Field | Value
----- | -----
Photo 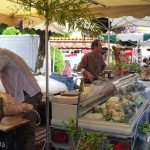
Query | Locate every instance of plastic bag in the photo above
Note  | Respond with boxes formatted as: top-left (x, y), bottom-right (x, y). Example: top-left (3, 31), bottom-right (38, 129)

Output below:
top-left (61, 60), bottom-right (72, 76)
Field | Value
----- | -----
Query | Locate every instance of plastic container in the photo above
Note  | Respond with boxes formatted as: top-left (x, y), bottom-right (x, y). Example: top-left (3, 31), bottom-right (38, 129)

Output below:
top-left (50, 75), bottom-right (74, 91)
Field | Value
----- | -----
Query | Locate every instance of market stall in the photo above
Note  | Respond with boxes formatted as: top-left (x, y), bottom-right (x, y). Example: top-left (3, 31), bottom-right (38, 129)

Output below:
top-left (50, 73), bottom-right (150, 150)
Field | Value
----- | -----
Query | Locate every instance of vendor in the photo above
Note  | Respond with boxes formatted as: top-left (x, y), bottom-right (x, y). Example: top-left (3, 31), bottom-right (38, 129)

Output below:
top-left (0, 48), bottom-right (43, 150)
top-left (78, 39), bottom-right (106, 84)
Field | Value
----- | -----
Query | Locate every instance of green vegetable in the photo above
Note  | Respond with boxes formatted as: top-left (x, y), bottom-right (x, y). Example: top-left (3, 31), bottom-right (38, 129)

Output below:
top-left (139, 121), bottom-right (150, 135)
top-left (63, 119), bottom-right (113, 150)
top-left (103, 112), bottom-right (112, 121)
top-left (127, 62), bottom-right (142, 74)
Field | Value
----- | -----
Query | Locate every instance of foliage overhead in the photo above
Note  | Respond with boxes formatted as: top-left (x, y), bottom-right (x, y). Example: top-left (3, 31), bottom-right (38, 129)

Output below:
top-left (9, 0), bottom-right (103, 37)
top-left (0, 23), bottom-right (8, 35)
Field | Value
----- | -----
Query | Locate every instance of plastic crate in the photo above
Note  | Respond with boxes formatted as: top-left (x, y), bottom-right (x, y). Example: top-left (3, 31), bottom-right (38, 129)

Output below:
top-left (50, 75), bottom-right (74, 91)
top-left (0, 130), bottom-right (16, 150)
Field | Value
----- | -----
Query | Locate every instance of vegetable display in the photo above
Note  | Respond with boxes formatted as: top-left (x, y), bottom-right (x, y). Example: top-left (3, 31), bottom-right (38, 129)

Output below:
top-left (127, 62), bottom-right (142, 74)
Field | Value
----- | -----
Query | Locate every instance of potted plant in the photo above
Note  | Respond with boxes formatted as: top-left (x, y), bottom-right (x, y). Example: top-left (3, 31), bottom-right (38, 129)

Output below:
top-left (63, 119), bottom-right (113, 150)
top-left (134, 121), bottom-right (150, 150)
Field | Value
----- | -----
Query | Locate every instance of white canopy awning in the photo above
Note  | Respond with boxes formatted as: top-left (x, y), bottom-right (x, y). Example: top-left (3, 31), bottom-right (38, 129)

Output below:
top-left (88, 0), bottom-right (150, 18)
top-left (117, 33), bottom-right (144, 42)
top-left (0, 0), bottom-right (150, 27)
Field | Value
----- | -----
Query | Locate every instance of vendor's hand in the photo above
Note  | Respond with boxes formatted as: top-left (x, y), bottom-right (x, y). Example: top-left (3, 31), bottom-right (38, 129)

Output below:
top-left (84, 71), bottom-right (94, 81)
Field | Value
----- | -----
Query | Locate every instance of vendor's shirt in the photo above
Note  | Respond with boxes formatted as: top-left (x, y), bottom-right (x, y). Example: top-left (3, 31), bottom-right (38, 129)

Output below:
top-left (0, 48), bottom-right (41, 102)
top-left (78, 52), bottom-right (106, 79)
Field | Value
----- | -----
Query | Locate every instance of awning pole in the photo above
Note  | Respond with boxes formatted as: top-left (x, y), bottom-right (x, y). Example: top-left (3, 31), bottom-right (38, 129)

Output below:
top-left (107, 18), bottom-right (110, 66)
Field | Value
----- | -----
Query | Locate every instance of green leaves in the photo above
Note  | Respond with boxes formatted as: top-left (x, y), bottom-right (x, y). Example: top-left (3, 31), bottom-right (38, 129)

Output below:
top-left (127, 62), bottom-right (142, 74)
top-left (9, 0), bottom-right (103, 37)
top-left (63, 118), bottom-right (113, 150)
top-left (2, 26), bottom-right (21, 35)
top-left (139, 121), bottom-right (150, 135)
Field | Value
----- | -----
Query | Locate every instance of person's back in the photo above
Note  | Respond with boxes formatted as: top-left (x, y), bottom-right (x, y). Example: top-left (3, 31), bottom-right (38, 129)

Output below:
top-left (0, 48), bottom-right (42, 150)
top-left (0, 48), bottom-right (41, 101)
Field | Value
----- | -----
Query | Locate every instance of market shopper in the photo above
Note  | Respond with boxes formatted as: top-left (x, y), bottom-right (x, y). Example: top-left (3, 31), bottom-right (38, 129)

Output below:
top-left (78, 39), bottom-right (106, 84)
top-left (0, 48), bottom-right (43, 150)
top-left (100, 49), bottom-right (108, 62)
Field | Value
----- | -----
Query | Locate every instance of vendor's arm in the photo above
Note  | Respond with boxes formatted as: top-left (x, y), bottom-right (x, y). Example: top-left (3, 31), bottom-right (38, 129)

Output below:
top-left (81, 69), bottom-right (94, 81)
top-left (78, 55), bottom-right (95, 81)
top-left (101, 61), bottom-right (107, 72)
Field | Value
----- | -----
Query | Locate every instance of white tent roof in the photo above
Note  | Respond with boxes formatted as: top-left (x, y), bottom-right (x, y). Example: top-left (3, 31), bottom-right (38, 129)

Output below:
top-left (0, 0), bottom-right (150, 26)
top-left (110, 16), bottom-right (150, 29)
top-left (112, 33), bottom-right (150, 47)
top-left (117, 33), bottom-right (144, 42)
top-left (88, 0), bottom-right (150, 18)
top-left (29, 22), bottom-right (70, 34)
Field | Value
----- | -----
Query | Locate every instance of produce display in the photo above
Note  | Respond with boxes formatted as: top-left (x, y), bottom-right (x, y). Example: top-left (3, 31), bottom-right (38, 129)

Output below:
top-left (85, 95), bottom-right (135, 122)
top-left (127, 62), bottom-right (142, 74)
top-left (141, 66), bottom-right (150, 81)
top-left (84, 82), bottom-right (145, 123)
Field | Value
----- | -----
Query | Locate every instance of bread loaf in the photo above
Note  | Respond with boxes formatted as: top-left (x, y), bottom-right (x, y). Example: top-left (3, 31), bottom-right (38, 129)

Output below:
top-left (0, 92), bottom-right (33, 116)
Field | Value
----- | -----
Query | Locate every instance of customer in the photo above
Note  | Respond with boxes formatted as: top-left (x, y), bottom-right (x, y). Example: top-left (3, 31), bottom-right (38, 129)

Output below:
top-left (143, 57), bottom-right (148, 64)
top-left (0, 48), bottom-right (43, 150)
top-left (141, 57), bottom-right (149, 66)
top-left (78, 39), bottom-right (106, 84)
top-left (100, 49), bottom-right (108, 62)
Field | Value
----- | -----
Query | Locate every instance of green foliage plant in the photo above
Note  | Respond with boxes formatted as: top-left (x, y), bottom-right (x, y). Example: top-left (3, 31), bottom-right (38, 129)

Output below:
top-left (127, 62), bottom-right (142, 74)
top-left (2, 26), bottom-right (21, 35)
top-left (50, 46), bottom-right (65, 73)
top-left (8, 0), bottom-right (103, 36)
top-left (139, 121), bottom-right (150, 135)
top-left (63, 119), bottom-right (113, 150)
top-left (0, 23), bottom-right (8, 35)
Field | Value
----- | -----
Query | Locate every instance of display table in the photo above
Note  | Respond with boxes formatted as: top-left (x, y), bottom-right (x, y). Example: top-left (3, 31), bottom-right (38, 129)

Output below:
top-left (0, 119), bottom-right (29, 150)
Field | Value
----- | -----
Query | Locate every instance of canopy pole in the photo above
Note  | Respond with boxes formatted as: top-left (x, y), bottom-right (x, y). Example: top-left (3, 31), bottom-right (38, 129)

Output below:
top-left (107, 18), bottom-right (110, 66)
top-left (42, 23), bottom-right (59, 150)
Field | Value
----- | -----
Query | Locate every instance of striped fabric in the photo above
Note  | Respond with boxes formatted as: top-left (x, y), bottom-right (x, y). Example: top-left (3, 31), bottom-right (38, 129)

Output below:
top-left (0, 48), bottom-right (41, 102)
